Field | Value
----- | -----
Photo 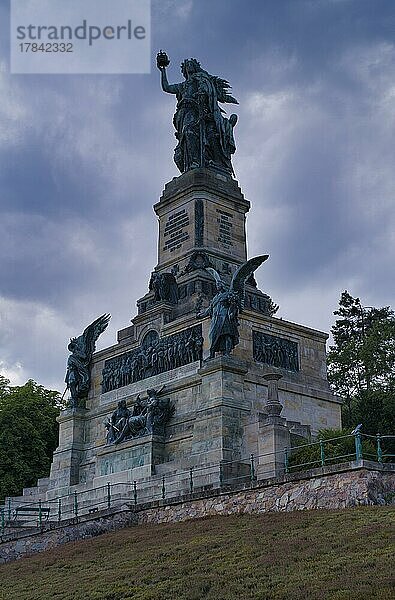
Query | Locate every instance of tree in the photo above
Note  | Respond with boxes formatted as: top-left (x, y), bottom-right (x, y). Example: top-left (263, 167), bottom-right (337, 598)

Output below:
top-left (327, 291), bottom-right (395, 436)
top-left (0, 378), bottom-right (62, 503)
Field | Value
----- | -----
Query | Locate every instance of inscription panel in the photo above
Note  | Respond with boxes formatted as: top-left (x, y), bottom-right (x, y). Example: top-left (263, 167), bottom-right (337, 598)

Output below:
top-left (253, 331), bottom-right (299, 372)
top-left (195, 199), bottom-right (204, 246)
top-left (216, 208), bottom-right (234, 248)
top-left (205, 199), bottom-right (246, 260)
top-left (163, 208), bottom-right (190, 253)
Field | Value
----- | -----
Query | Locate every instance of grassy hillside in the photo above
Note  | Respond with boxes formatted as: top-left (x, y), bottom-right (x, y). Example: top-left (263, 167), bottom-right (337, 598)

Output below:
top-left (0, 507), bottom-right (393, 600)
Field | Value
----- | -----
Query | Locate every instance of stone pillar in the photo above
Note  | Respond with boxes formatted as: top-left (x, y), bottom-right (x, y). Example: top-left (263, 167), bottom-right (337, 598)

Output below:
top-left (47, 408), bottom-right (88, 493)
top-left (257, 372), bottom-right (290, 480)
top-left (191, 356), bottom-right (250, 485)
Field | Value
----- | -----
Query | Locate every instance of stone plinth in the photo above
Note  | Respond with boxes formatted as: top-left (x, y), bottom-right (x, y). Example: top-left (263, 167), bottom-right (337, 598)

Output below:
top-left (95, 435), bottom-right (165, 484)
top-left (154, 168), bottom-right (250, 273)
top-left (48, 408), bottom-right (88, 490)
top-left (190, 356), bottom-right (249, 473)
top-left (257, 418), bottom-right (290, 479)
top-left (257, 372), bottom-right (290, 479)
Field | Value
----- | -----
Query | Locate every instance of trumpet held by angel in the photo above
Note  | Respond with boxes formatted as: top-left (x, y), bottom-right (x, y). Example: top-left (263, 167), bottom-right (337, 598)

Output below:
top-left (197, 255), bottom-right (269, 358)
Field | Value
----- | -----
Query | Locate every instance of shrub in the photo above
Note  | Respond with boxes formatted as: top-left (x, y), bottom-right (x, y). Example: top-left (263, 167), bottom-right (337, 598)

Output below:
top-left (287, 428), bottom-right (377, 472)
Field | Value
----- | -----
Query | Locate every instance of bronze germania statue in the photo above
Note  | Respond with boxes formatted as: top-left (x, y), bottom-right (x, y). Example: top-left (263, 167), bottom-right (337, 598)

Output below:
top-left (157, 51), bottom-right (238, 175)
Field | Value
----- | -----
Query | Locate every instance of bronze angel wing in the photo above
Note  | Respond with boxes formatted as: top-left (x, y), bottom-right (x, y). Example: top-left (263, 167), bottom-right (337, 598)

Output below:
top-left (206, 267), bottom-right (227, 289)
top-left (82, 313), bottom-right (111, 358)
top-left (230, 255), bottom-right (269, 303)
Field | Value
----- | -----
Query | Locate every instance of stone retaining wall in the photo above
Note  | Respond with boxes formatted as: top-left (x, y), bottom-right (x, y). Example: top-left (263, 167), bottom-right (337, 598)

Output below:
top-left (0, 509), bottom-right (136, 564)
top-left (1, 462), bottom-right (393, 564)
top-left (136, 465), bottom-right (394, 525)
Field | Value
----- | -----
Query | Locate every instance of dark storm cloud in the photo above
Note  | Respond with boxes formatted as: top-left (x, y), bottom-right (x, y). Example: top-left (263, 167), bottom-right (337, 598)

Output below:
top-left (0, 0), bottom-right (394, 388)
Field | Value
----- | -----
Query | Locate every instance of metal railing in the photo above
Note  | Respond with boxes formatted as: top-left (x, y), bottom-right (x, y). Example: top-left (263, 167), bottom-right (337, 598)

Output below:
top-left (1, 432), bottom-right (393, 537)
top-left (284, 432), bottom-right (395, 473)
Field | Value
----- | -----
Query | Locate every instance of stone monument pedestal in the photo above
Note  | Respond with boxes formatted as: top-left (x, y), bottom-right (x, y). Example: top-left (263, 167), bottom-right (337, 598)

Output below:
top-left (95, 434), bottom-right (165, 484)
top-left (257, 417), bottom-right (290, 479)
top-left (257, 373), bottom-right (290, 479)
top-left (191, 356), bottom-right (249, 468)
top-left (35, 167), bottom-right (341, 503)
top-left (48, 408), bottom-right (88, 491)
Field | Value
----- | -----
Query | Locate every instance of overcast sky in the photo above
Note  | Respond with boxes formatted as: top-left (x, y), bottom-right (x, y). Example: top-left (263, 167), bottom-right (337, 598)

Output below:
top-left (0, 0), bottom-right (394, 392)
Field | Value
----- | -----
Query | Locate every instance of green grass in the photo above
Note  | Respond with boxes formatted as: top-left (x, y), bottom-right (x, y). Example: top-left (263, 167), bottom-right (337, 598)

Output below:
top-left (0, 507), bottom-right (394, 600)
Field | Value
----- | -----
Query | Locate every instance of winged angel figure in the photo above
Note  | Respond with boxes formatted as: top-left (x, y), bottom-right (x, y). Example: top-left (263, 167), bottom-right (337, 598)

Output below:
top-left (198, 256), bottom-right (269, 358)
top-left (65, 314), bottom-right (111, 408)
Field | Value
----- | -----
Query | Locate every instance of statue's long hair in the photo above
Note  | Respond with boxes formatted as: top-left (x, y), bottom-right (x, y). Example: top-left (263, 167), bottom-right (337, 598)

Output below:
top-left (180, 59), bottom-right (238, 107)
top-left (180, 58), bottom-right (202, 78)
